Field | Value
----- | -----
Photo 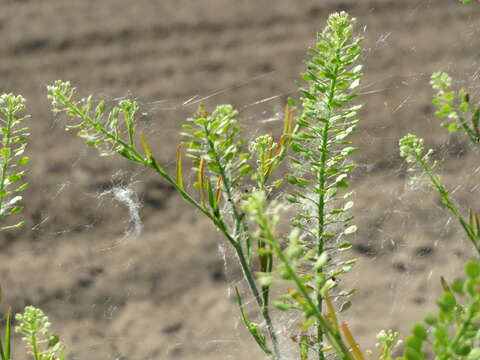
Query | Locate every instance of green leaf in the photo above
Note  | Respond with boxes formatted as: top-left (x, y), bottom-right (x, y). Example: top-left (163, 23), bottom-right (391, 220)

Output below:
top-left (404, 346), bottom-right (423, 360)
top-left (344, 225), bottom-right (357, 235)
top-left (8, 206), bottom-right (24, 215)
top-left (286, 194), bottom-right (300, 203)
top-left (454, 344), bottom-right (471, 356)
top-left (314, 252), bottom-right (329, 270)
top-left (7, 173), bottom-right (21, 183)
top-left (343, 201), bottom-right (354, 211)
top-left (17, 156), bottom-right (29, 166)
top-left (239, 164), bottom-right (252, 175)
top-left (339, 301), bottom-right (352, 312)
top-left (48, 334), bottom-right (60, 348)
top-left (273, 301), bottom-right (290, 311)
top-left (433, 326), bottom-right (449, 345)
top-left (450, 278), bottom-right (464, 295)
top-left (447, 122), bottom-right (458, 132)
top-left (472, 107), bottom-right (480, 133)
top-left (338, 242), bottom-right (352, 251)
top-left (349, 78), bottom-right (361, 89)
top-left (424, 315), bottom-right (437, 326)
top-left (465, 260), bottom-right (480, 279)
top-left (13, 182), bottom-right (28, 192)
top-left (258, 274), bottom-right (274, 287)
top-left (176, 146), bottom-right (184, 191)
top-left (464, 279), bottom-right (476, 297)
top-left (436, 292), bottom-right (456, 312)
top-left (0, 309), bottom-right (12, 360)
top-left (1, 148), bottom-right (11, 158)
top-left (412, 324), bottom-right (427, 341)
top-left (406, 335), bottom-right (423, 351)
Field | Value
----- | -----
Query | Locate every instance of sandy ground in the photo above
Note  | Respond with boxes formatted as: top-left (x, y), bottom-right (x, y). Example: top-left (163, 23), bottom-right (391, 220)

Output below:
top-left (1, 1), bottom-right (480, 359)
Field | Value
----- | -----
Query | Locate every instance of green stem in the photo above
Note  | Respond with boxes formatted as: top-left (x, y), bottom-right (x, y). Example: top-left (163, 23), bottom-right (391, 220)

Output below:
top-left (202, 128), bottom-right (280, 359)
top-left (458, 113), bottom-right (480, 150)
top-left (30, 333), bottom-right (40, 360)
top-left (150, 155), bottom-right (281, 358)
top-left (270, 236), bottom-right (354, 360)
top-left (450, 300), bottom-right (478, 354)
top-left (54, 92), bottom-right (145, 163)
top-left (234, 241), bottom-right (280, 358)
top-left (54, 88), bottom-right (283, 357)
top-left (418, 156), bottom-right (480, 254)
top-left (316, 63), bottom-right (340, 360)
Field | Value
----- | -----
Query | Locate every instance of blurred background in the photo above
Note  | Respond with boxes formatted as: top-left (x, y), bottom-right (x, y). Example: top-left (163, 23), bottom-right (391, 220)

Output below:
top-left (1, 1), bottom-right (480, 359)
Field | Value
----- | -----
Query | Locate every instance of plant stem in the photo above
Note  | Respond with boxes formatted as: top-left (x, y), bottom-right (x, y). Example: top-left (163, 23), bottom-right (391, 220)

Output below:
top-left (315, 63), bottom-right (340, 360)
top-left (233, 241), bottom-right (280, 359)
top-left (53, 91), bottom-right (145, 163)
top-left (202, 127), bottom-right (280, 359)
top-left (450, 299), bottom-right (478, 354)
top-left (458, 113), bottom-right (480, 150)
top-left (270, 234), bottom-right (354, 360)
top-left (417, 155), bottom-right (480, 254)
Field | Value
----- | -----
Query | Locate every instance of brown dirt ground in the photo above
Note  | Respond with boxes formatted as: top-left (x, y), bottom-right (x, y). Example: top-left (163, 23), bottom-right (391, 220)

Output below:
top-left (1, 1), bottom-right (480, 359)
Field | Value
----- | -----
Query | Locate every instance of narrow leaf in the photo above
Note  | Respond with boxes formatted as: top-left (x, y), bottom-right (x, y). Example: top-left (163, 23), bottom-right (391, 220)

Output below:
top-left (205, 177), bottom-right (217, 211)
top-left (273, 134), bottom-right (289, 158)
top-left (140, 133), bottom-right (152, 158)
top-left (4, 309), bottom-right (11, 360)
top-left (234, 287), bottom-right (271, 355)
top-left (344, 225), bottom-right (357, 235)
top-left (341, 322), bottom-right (365, 360)
top-left (215, 177), bottom-right (223, 206)
top-left (324, 291), bottom-right (339, 331)
top-left (198, 158), bottom-right (206, 206)
top-left (283, 104), bottom-right (294, 135)
top-left (176, 146), bottom-right (184, 191)
top-left (440, 276), bottom-right (451, 293)
top-left (472, 107), bottom-right (479, 134)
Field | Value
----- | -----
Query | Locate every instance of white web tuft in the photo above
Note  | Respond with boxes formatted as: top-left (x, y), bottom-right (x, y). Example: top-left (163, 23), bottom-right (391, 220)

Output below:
top-left (99, 186), bottom-right (143, 238)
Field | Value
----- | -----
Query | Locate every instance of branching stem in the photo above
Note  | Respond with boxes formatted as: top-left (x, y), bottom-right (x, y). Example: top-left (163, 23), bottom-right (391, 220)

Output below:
top-left (202, 124), bottom-right (280, 359)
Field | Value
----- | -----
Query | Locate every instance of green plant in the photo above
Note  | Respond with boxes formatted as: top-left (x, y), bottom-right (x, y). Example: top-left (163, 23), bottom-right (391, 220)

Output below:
top-left (430, 72), bottom-right (479, 149)
top-left (395, 69), bottom-right (480, 360)
top-left (399, 71), bottom-right (480, 265)
top-left (406, 260), bottom-right (480, 360)
top-left (0, 306), bottom-right (12, 360)
top-left (2, 4), bottom-right (469, 360)
top-left (0, 95), bottom-right (65, 360)
top-left (282, 11), bottom-right (362, 358)
top-left (46, 7), bottom-right (480, 359)
top-left (0, 94), bottom-right (30, 231)
top-left (15, 307), bottom-right (65, 360)
top-left (47, 11), bottom-right (366, 360)
top-left (391, 259), bottom-right (480, 360)
top-left (399, 132), bottom-right (479, 253)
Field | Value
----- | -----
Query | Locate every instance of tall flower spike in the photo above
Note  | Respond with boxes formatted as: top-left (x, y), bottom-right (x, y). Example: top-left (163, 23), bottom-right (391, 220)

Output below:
top-left (15, 306), bottom-right (65, 360)
top-left (0, 93), bottom-right (30, 231)
top-left (287, 11), bottom-right (363, 358)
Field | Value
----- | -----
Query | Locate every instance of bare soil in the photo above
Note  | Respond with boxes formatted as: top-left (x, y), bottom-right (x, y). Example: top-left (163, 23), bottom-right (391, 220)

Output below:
top-left (1, 1), bottom-right (479, 359)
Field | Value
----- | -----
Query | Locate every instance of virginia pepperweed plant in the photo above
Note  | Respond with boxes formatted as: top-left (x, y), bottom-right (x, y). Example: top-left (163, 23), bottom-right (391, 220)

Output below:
top-left (1, 4), bottom-right (479, 360)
